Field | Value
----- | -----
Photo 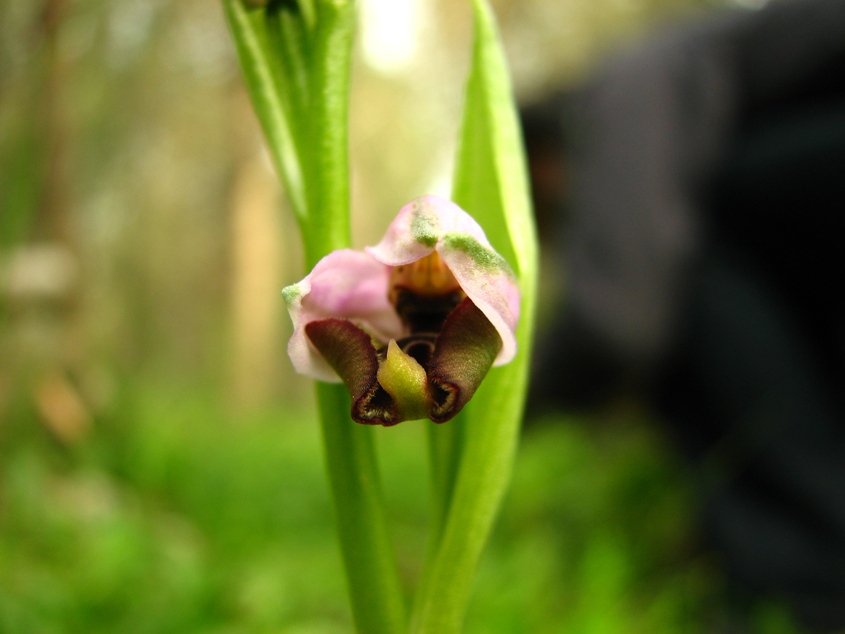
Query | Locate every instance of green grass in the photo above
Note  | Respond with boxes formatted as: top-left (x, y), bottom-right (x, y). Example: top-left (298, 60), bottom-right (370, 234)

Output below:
top-left (0, 382), bottom-right (802, 633)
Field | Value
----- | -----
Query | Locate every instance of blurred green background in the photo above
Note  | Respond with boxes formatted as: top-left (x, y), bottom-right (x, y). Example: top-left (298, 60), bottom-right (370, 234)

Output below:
top-left (1, 0), bottom-right (800, 632)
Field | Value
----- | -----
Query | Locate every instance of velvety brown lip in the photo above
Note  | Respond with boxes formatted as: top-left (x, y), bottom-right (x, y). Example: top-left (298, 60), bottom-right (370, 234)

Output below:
top-left (305, 295), bottom-right (502, 426)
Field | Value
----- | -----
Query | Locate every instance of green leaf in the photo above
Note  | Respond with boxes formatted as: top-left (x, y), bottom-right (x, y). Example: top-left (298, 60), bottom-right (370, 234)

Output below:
top-left (413, 0), bottom-right (538, 631)
top-left (221, 0), bottom-right (309, 221)
top-left (221, 1), bottom-right (352, 261)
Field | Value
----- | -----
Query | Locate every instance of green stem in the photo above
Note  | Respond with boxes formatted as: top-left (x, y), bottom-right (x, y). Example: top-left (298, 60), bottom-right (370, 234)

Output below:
top-left (305, 5), bottom-right (406, 632)
top-left (316, 383), bottom-right (407, 634)
top-left (425, 416), bottom-right (464, 544)
top-left (300, 0), bottom-right (353, 264)
top-left (223, 2), bottom-right (406, 631)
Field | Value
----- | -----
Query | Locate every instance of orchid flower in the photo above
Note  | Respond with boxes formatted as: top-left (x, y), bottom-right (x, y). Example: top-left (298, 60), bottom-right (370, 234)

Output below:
top-left (283, 195), bottom-right (520, 426)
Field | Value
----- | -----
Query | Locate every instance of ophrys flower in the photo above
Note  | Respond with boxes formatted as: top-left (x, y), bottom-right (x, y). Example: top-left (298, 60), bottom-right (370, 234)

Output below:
top-left (283, 195), bottom-right (519, 426)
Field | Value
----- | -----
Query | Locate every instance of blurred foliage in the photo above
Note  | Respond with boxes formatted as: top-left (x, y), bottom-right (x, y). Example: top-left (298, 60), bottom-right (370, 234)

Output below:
top-left (0, 380), bottom-right (704, 632)
top-left (0, 382), bottom-right (802, 632)
top-left (1, 0), bottom-right (804, 631)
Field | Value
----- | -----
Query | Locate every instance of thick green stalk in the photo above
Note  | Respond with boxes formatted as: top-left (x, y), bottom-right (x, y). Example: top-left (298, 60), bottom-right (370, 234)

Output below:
top-left (315, 383), bottom-right (406, 634)
top-left (306, 5), bottom-right (406, 632)
top-left (305, 5), bottom-right (406, 633)
top-left (223, 2), bottom-right (405, 631)
top-left (299, 0), bottom-right (353, 264)
top-left (412, 0), bottom-right (538, 631)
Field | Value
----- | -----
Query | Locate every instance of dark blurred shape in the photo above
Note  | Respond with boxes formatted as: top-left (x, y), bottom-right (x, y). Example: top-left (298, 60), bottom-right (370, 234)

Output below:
top-left (520, 91), bottom-right (574, 242)
top-left (527, 0), bottom-right (845, 631)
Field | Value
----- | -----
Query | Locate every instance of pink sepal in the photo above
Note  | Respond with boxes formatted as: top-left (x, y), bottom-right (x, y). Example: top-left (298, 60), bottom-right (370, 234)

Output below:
top-left (284, 249), bottom-right (402, 382)
top-left (367, 195), bottom-right (520, 365)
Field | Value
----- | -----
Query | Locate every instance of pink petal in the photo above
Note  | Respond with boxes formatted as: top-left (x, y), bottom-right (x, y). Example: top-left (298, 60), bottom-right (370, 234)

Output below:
top-left (283, 249), bottom-right (402, 382)
top-left (367, 195), bottom-right (520, 365)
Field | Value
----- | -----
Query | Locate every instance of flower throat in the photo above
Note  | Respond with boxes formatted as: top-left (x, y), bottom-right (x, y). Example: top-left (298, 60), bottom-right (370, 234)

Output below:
top-left (386, 252), bottom-right (465, 366)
